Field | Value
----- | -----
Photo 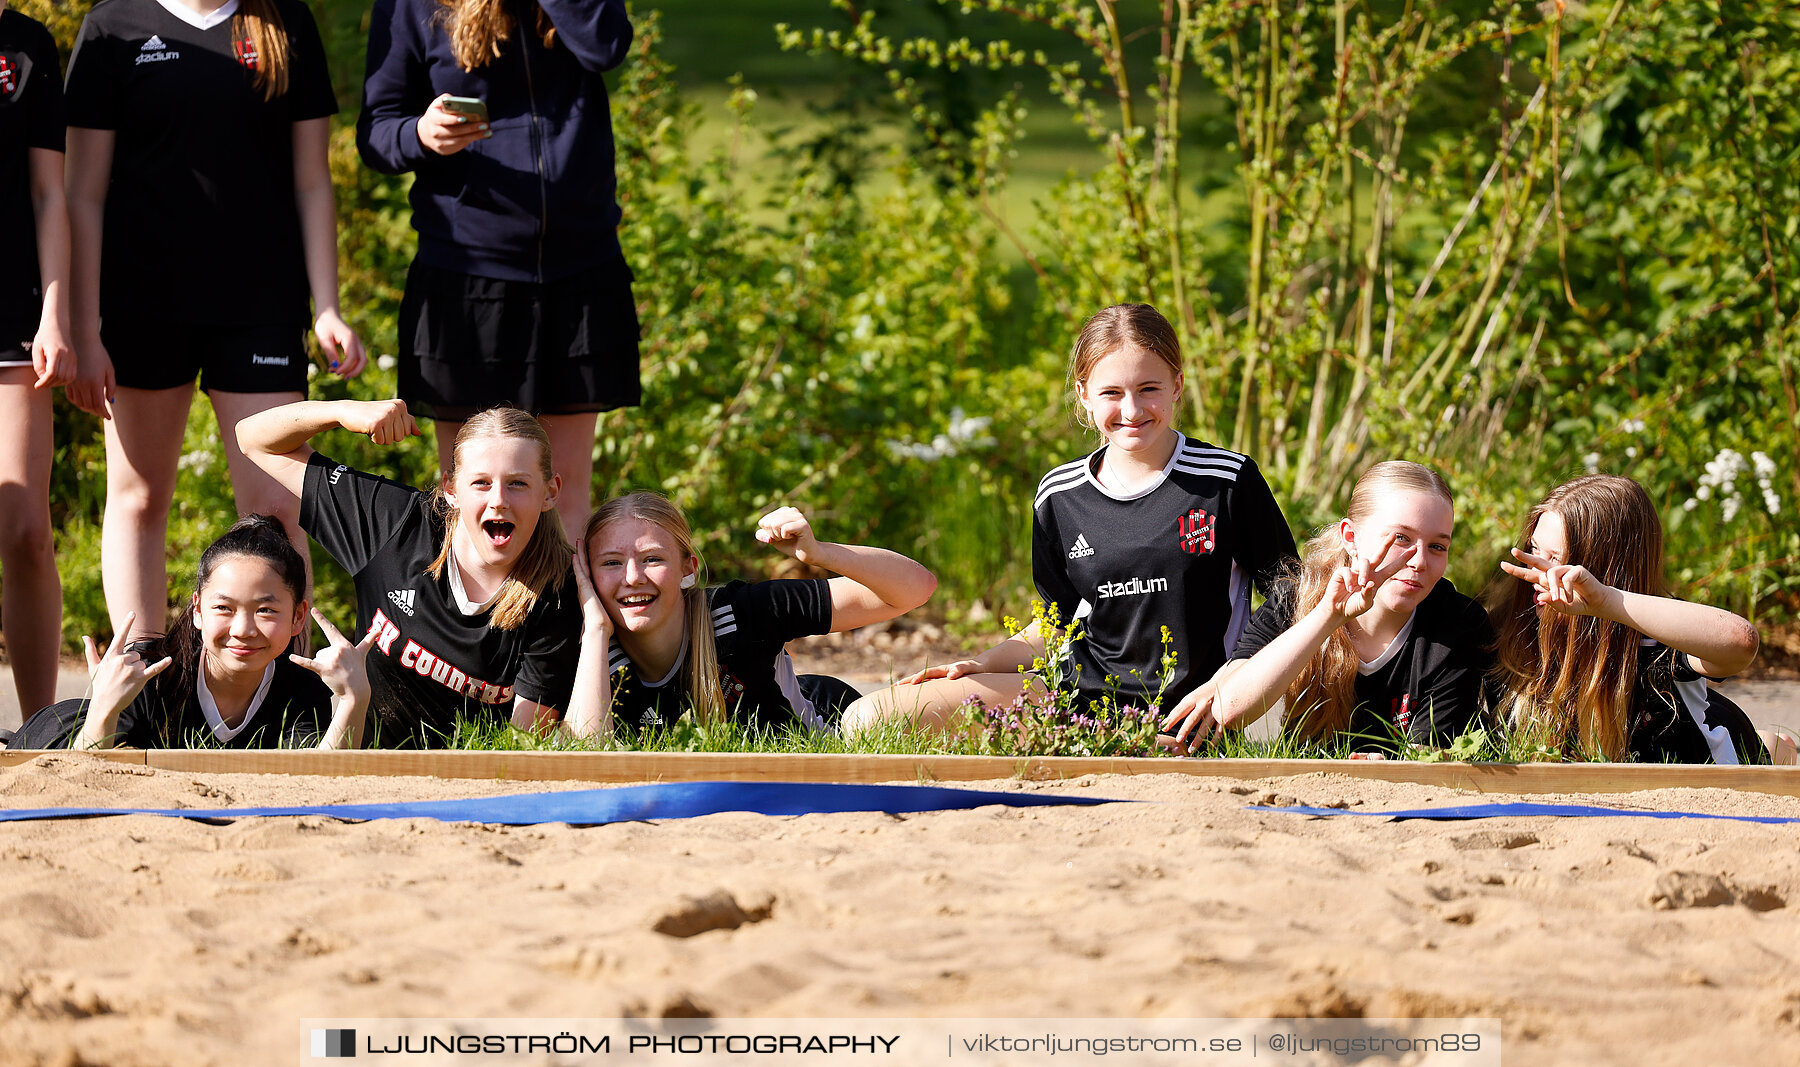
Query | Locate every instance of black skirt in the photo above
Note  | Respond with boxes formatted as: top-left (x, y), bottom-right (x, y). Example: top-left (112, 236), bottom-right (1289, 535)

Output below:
top-left (397, 260), bottom-right (642, 421)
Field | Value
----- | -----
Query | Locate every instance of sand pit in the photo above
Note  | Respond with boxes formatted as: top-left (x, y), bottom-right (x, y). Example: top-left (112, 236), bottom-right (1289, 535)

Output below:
top-left (0, 756), bottom-right (1797, 1066)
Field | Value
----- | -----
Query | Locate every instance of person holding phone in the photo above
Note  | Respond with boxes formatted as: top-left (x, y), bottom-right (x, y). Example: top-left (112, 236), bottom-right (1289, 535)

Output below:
top-left (358, 0), bottom-right (638, 540)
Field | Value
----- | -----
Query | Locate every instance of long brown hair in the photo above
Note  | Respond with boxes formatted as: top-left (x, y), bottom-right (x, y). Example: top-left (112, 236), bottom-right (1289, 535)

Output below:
top-left (583, 493), bottom-right (724, 723)
top-left (1486, 475), bottom-right (1664, 761)
top-left (437, 0), bottom-right (556, 71)
top-left (1068, 303), bottom-right (1182, 430)
top-left (1282, 460), bottom-right (1456, 741)
top-left (426, 408), bottom-right (572, 631)
top-left (233, 0), bottom-right (292, 101)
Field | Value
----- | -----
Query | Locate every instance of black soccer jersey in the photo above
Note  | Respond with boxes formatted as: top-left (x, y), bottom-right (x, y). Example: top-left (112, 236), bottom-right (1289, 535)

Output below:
top-left (63, 0), bottom-right (337, 326)
top-left (0, 9), bottom-right (64, 319)
top-left (607, 579), bottom-right (835, 734)
top-left (1231, 577), bottom-right (1493, 749)
top-left (1032, 433), bottom-right (1296, 710)
top-left (1625, 641), bottom-right (1765, 765)
top-left (300, 452), bottom-right (581, 747)
top-left (13, 657), bottom-right (333, 749)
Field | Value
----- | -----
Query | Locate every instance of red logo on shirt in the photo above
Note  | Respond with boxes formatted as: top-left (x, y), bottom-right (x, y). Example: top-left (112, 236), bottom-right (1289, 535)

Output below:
top-left (0, 54), bottom-right (19, 99)
top-left (1177, 508), bottom-right (1216, 555)
top-left (233, 38), bottom-right (258, 71)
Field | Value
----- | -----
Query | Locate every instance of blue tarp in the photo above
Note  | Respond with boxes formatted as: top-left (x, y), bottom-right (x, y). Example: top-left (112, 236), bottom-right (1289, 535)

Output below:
top-left (1265, 801), bottom-right (1800, 825)
top-left (0, 781), bottom-right (1123, 826)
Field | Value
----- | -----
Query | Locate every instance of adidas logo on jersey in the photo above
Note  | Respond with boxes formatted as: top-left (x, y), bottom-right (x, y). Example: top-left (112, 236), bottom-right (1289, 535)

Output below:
top-left (1068, 533), bottom-right (1096, 559)
top-left (142, 35), bottom-right (167, 50)
top-left (136, 35), bottom-right (180, 64)
top-left (387, 588), bottom-right (416, 617)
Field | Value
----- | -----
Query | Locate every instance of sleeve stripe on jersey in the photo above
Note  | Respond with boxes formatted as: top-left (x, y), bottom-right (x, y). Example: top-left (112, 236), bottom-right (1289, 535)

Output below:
top-left (1172, 460), bottom-right (1241, 483)
top-left (1033, 461), bottom-right (1091, 511)
top-left (713, 605), bottom-right (739, 640)
top-left (607, 643), bottom-right (630, 672)
top-left (1174, 442), bottom-right (1246, 483)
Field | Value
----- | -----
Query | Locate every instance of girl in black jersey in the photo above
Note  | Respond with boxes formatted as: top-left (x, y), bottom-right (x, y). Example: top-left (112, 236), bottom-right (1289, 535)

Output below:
top-left (239, 400), bottom-right (581, 745)
top-left (844, 303), bottom-right (1296, 738)
top-left (1487, 475), bottom-right (1785, 764)
top-left (1163, 460), bottom-right (1493, 755)
top-left (4, 516), bottom-right (371, 750)
top-left (562, 492), bottom-right (937, 737)
top-left (0, 1), bottom-right (73, 717)
top-left (61, 0), bottom-right (366, 642)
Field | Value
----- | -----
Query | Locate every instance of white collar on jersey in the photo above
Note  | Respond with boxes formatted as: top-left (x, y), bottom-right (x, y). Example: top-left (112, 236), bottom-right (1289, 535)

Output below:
top-left (444, 546), bottom-right (501, 617)
top-left (153, 0), bottom-right (240, 32)
top-left (1356, 612), bottom-right (1416, 676)
top-left (1084, 431), bottom-right (1186, 502)
top-left (197, 659), bottom-right (277, 743)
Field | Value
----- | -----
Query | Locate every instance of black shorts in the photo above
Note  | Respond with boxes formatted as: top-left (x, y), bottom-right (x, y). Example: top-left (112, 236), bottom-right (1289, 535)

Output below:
top-left (397, 260), bottom-right (642, 422)
top-left (104, 321), bottom-right (309, 393)
top-left (0, 314), bottom-right (34, 366)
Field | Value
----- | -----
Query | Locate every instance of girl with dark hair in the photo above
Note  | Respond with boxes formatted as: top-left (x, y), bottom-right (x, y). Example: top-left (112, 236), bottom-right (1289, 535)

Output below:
top-left (1163, 460), bottom-right (1493, 755)
top-left (563, 493), bottom-right (936, 737)
top-left (358, 0), bottom-right (637, 536)
top-left (1487, 474), bottom-right (1774, 764)
top-left (238, 399), bottom-right (582, 747)
top-left (6, 515), bottom-right (372, 750)
top-left (845, 303), bottom-right (1296, 737)
top-left (0, 0), bottom-right (73, 717)
top-left (62, 0), bottom-right (366, 642)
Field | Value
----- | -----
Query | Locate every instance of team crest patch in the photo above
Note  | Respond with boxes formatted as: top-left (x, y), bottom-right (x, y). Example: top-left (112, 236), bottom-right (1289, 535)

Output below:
top-left (233, 38), bottom-right (258, 70)
top-left (1177, 508), bottom-right (1216, 555)
top-left (0, 52), bottom-right (27, 102)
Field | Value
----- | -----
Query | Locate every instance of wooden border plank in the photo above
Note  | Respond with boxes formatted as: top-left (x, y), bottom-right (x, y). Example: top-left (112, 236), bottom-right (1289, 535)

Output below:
top-left (126, 751), bottom-right (1800, 797)
top-left (1, 750), bottom-right (147, 769)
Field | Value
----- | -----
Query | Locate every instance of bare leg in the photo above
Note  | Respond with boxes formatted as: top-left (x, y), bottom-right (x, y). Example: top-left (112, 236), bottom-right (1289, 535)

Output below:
top-left (540, 411), bottom-right (597, 539)
top-left (841, 673), bottom-right (1032, 737)
top-left (0, 368), bottom-right (62, 713)
top-left (209, 389), bottom-right (311, 587)
top-left (101, 383), bottom-right (194, 639)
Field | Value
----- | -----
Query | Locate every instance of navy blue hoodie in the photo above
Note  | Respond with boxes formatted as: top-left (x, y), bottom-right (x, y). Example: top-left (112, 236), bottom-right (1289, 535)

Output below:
top-left (357, 0), bottom-right (631, 283)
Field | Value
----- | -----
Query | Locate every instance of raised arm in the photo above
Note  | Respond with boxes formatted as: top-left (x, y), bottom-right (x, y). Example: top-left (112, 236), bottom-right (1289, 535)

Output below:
top-left (538, 0), bottom-right (633, 72)
top-left (1501, 549), bottom-right (1759, 678)
top-left (559, 535), bottom-right (615, 739)
top-left (755, 507), bottom-right (937, 633)
top-left (236, 399), bottom-right (419, 499)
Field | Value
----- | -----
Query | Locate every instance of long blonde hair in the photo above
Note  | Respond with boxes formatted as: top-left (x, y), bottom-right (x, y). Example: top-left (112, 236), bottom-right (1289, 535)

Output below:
top-left (1283, 460), bottom-right (1455, 741)
top-left (233, 0), bottom-right (292, 101)
top-left (584, 493), bottom-right (725, 724)
top-left (437, 0), bottom-right (556, 71)
top-left (426, 408), bottom-right (572, 630)
top-left (1486, 475), bottom-right (1664, 761)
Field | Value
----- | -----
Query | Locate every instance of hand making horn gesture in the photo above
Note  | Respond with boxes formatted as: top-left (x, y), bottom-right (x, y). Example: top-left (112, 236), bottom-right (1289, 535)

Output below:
top-left (1500, 548), bottom-right (1611, 617)
top-left (289, 609), bottom-right (378, 749)
top-left (74, 612), bottom-right (174, 749)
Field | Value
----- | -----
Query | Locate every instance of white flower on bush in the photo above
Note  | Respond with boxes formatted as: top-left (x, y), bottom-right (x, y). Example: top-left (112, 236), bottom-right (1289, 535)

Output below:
top-left (883, 406), bottom-right (996, 462)
top-left (1686, 447), bottom-right (1780, 521)
top-left (377, 354), bottom-right (398, 372)
top-left (1621, 418), bottom-right (1647, 434)
top-left (1582, 452), bottom-right (1601, 474)
top-left (177, 449), bottom-right (213, 474)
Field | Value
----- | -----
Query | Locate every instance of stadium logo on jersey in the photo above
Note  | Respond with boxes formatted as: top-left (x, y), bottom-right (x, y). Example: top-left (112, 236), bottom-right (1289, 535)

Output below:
top-left (1096, 576), bottom-right (1168, 599)
top-left (387, 588), bottom-right (416, 617)
top-left (1177, 508), bottom-right (1216, 555)
top-left (1068, 533), bottom-right (1095, 559)
top-left (136, 36), bottom-right (180, 64)
top-left (234, 38), bottom-right (259, 71)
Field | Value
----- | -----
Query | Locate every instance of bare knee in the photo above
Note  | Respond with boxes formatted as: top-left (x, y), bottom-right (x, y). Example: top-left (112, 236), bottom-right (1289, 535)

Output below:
top-left (0, 507), bottom-right (53, 562)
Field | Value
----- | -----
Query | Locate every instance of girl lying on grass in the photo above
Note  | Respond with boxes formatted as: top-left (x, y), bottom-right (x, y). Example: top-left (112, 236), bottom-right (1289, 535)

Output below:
top-left (842, 302), bottom-right (1297, 740)
top-left (1162, 460), bottom-right (1493, 756)
top-left (1487, 474), bottom-right (1786, 765)
top-left (240, 400), bottom-right (580, 747)
top-left (5, 516), bottom-right (370, 750)
top-left (562, 493), bottom-right (936, 738)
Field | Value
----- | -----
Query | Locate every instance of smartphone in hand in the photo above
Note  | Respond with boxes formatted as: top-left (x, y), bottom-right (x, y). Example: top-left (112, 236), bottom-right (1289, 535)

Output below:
top-left (440, 95), bottom-right (492, 137)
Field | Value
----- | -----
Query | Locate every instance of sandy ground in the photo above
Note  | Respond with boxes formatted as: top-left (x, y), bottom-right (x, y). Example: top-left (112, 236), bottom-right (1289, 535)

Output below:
top-left (0, 761), bottom-right (1797, 1065)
